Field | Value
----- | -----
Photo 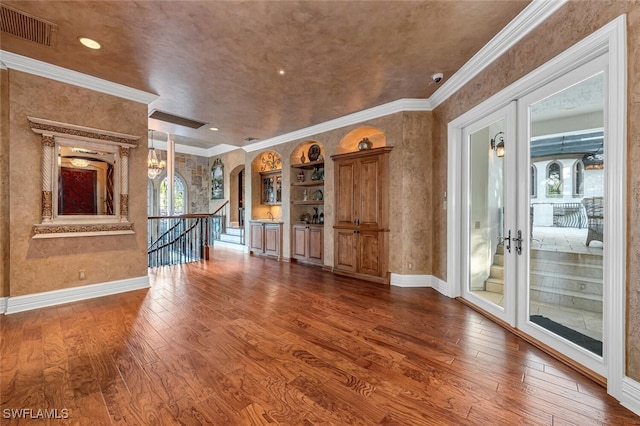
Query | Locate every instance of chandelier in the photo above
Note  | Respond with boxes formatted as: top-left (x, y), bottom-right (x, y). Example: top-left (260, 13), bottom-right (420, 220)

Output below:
top-left (148, 129), bottom-right (166, 179)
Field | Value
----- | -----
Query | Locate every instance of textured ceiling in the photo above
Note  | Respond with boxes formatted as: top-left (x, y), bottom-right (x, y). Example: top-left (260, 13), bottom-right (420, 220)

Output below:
top-left (1, 1), bottom-right (530, 149)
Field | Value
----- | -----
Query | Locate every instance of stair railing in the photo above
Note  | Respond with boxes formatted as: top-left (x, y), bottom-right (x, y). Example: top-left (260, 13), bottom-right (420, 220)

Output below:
top-left (148, 214), bottom-right (211, 267)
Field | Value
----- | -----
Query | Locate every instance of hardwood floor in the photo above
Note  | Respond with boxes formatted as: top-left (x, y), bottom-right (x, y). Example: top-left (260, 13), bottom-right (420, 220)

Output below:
top-left (2, 247), bottom-right (639, 425)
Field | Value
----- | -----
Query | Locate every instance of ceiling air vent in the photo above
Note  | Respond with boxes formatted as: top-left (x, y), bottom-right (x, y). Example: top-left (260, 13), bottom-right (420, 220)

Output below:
top-left (149, 110), bottom-right (207, 129)
top-left (0, 5), bottom-right (57, 46)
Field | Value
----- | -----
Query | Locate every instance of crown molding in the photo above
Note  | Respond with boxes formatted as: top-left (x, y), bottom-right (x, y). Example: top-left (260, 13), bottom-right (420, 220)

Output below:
top-left (243, 98), bottom-right (431, 152)
top-left (153, 140), bottom-right (240, 157)
top-left (428, 0), bottom-right (568, 108)
top-left (0, 50), bottom-right (158, 104)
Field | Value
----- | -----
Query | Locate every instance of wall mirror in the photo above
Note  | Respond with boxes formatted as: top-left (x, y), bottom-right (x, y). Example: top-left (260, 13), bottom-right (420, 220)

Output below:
top-left (56, 142), bottom-right (118, 216)
top-left (28, 117), bottom-right (139, 238)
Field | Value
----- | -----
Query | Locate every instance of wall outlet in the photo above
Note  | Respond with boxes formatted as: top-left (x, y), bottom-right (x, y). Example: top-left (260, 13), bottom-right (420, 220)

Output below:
top-left (79, 270), bottom-right (86, 280)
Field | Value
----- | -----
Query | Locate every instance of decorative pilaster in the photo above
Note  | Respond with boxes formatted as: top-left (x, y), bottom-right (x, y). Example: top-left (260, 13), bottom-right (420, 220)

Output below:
top-left (41, 135), bottom-right (55, 223)
top-left (120, 147), bottom-right (130, 222)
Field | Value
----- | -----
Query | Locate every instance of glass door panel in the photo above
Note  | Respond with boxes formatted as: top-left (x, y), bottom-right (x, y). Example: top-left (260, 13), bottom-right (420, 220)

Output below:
top-left (462, 102), bottom-right (516, 325)
top-left (527, 73), bottom-right (604, 356)
top-left (468, 121), bottom-right (505, 309)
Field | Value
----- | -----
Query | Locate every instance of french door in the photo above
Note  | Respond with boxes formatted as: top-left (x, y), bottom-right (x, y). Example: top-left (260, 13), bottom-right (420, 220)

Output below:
top-left (461, 56), bottom-right (608, 377)
top-left (461, 103), bottom-right (517, 325)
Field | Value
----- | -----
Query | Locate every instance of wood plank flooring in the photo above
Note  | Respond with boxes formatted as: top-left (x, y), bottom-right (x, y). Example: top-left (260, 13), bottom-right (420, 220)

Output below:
top-left (2, 247), bottom-right (640, 425)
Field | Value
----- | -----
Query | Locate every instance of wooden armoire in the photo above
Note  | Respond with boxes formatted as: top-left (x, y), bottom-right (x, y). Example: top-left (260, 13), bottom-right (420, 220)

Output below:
top-left (331, 146), bottom-right (392, 284)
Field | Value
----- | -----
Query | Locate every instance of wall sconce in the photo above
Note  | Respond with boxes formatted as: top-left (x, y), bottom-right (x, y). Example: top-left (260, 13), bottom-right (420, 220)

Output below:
top-left (490, 131), bottom-right (505, 158)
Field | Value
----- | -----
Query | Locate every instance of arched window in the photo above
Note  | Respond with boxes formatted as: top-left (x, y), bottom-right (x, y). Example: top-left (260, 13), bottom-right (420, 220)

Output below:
top-left (573, 160), bottom-right (584, 197)
top-left (546, 161), bottom-right (563, 198)
top-left (147, 179), bottom-right (155, 216)
top-left (531, 165), bottom-right (537, 198)
top-left (159, 173), bottom-right (188, 215)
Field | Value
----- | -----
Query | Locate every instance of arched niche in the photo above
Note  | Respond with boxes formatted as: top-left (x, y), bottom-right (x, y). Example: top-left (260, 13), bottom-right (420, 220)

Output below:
top-left (289, 141), bottom-right (325, 227)
top-left (290, 140), bottom-right (325, 165)
top-left (251, 151), bottom-right (283, 220)
top-left (336, 126), bottom-right (387, 154)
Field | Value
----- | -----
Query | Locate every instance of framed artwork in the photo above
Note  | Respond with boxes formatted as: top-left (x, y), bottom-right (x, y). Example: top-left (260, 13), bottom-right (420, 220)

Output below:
top-left (211, 158), bottom-right (224, 199)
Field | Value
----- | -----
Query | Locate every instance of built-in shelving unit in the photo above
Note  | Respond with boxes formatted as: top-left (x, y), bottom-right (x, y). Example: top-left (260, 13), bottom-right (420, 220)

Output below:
top-left (290, 143), bottom-right (325, 266)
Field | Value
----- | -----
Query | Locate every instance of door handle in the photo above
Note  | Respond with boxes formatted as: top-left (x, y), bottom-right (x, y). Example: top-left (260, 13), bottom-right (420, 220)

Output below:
top-left (499, 230), bottom-right (512, 253)
top-left (514, 230), bottom-right (523, 255)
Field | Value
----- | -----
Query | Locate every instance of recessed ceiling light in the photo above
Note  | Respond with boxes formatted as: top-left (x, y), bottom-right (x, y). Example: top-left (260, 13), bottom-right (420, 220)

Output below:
top-left (209, 127), bottom-right (219, 131)
top-left (277, 68), bottom-right (285, 76)
top-left (78, 37), bottom-right (101, 49)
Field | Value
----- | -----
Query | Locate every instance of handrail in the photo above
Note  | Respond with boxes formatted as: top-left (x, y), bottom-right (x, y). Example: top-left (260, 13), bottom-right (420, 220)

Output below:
top-left (148, 218), bottom-right (202, 255)
top-left (149, 213), bottom-right (211, 219)
top-left (211, 200), bottom-right (229, 216)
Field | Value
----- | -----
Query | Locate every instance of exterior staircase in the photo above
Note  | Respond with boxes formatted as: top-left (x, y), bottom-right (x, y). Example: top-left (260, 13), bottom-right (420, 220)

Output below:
top-left (484, 244), bottom-right (603, 313)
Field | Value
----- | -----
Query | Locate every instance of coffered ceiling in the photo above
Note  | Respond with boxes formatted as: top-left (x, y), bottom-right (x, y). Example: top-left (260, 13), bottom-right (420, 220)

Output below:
top-left (1, 1), bottom-right (531, 151)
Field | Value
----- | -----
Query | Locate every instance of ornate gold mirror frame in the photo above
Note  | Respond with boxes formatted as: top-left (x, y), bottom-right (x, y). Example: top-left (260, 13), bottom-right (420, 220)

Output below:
top-left (28, 117), bottom-right (139, 238)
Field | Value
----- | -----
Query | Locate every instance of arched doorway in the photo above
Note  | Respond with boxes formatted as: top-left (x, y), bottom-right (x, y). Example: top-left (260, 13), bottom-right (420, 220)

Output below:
top-left (229, 165), bottom-right (245, 226)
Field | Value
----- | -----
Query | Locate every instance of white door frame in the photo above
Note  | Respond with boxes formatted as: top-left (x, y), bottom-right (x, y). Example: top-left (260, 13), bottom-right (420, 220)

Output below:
top-left (447, 15), bottom-right (626, 399)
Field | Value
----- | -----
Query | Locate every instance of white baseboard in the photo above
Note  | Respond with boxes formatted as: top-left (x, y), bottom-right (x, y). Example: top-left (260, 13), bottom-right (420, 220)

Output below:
top-left (390, 273), bottom-right (430, 287)
top-left (430, 276), bottom-right (449, 296)
top-left (0, 297), bottom-right (7, 314)
top-left (4, 276), bottom-right (150, 314)
top-left (622, 377), bottom-right (640, 417)
top-left (390, 274), bottom-right (449, 296)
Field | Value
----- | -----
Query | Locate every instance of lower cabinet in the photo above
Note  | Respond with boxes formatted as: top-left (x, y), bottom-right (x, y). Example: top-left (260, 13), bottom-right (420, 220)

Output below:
top-left (334, 228), bottom-right (389, 284)
top-left (249, 221), bottom-right (282, 260)
top-left (292, 224), bottom-right (323, 265)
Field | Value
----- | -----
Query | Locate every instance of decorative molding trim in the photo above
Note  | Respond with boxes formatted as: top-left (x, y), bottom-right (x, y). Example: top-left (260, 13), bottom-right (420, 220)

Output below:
top-left (28, 116), bottom-right (139, 147)
top-left (32, 222), bottom-right (135, 238)
top-left (4, 276), bottom-right (150, 314)
top-left (622, 377), bottom-right (640, 417)
top-left (0, 297), bottom-right (7, 314)
top-left (0, 50), bottom-right (158, 104)
top-left (429, 0), bottom-right (568, 108)
top-left (243, 98), bottom-right (431, 153)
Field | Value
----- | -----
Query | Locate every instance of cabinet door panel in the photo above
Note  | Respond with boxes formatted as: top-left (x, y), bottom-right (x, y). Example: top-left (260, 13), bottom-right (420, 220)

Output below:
top-left (335, 161), bottom-right (357, 226)
top-left (358, 231), bottom-right (382, 276)
top-left (292, 226), bottom-right (307, 258)
top-left (334, 229), bottom-right (357, 272)
top-left (250, 223), bottom-right (264, 251)
top-left (264, 225), bottom-right (280, 255)
top-left (308, 227), bottom-right (323, 263)
top-left (359, 157), bottom-right (380, 227)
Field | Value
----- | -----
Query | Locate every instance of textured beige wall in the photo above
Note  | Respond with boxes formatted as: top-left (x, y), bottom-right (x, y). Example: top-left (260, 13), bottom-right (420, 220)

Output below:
top-left (242, 111), bottom-right (430, 272)
top-left (8, 70), bottom-right (149, 297)
top-left (431, 1), bottom-right (640, 377)
top-left (1, 69), bottom-right (9, 298)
